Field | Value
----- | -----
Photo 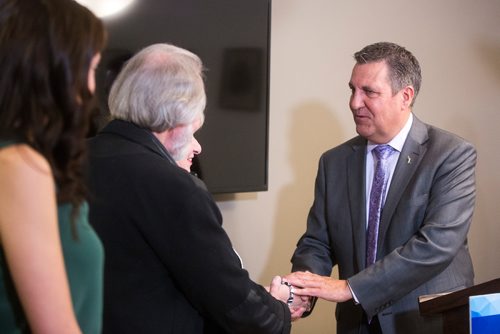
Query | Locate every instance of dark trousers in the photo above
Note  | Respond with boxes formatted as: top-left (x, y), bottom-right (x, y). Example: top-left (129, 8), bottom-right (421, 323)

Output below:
top-left (360, 314), bottom-right (383, 334)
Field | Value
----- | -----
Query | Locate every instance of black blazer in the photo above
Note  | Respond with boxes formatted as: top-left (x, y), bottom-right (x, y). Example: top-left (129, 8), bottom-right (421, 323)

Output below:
top-left (87, 120), bottom-right (291, 334)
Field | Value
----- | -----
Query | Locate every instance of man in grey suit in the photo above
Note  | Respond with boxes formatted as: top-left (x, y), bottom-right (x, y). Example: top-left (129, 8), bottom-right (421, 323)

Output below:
top-left (285, 42), bottom-right (476, 334)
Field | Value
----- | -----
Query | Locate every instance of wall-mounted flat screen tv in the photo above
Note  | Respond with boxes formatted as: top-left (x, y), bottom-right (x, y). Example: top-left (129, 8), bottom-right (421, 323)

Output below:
top-left (94, 0), bottom-right (271, 194)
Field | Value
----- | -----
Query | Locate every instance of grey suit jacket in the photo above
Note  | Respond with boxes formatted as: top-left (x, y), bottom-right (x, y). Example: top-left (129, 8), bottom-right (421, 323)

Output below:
top-left (291, 116), bottom-right (476, 334)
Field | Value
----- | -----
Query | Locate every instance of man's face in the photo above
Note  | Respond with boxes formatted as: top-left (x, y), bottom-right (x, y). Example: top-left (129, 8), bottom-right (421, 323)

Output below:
top-left (176, 119), bottom-right (202, 172)
top-left (166, 117), bottom-right (202, 171)
top-left (348, 61), bottom-right (411, 144)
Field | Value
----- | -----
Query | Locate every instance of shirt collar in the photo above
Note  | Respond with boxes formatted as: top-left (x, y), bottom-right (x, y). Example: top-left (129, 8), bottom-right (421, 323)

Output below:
top-left (367, 113), bottom-right (413, 153)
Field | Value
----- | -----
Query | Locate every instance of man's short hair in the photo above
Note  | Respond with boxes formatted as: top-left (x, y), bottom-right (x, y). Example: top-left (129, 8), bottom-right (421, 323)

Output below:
top-left (354, 42), bottom-right (422, 105)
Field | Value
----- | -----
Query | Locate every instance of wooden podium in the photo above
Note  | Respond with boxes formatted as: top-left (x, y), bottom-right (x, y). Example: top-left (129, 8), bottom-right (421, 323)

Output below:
top-left (419, 278), bottom-right (500, 334)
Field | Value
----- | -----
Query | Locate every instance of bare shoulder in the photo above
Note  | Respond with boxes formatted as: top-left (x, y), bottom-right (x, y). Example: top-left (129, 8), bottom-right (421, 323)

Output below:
top-left (0, 144), bottom-right (54, 204)
top-left (0, 143), bottom-right (52, 179)
top-left (0, 144), bottom-right (56, 236)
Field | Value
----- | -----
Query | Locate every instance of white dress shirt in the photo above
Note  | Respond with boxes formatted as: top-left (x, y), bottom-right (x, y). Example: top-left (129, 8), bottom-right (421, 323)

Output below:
top-left (365, 113), bottom-right (413, 229)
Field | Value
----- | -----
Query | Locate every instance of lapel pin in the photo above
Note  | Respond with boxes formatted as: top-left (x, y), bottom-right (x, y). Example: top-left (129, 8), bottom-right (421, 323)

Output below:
top-left (407, 156), bottom-right (412, 164)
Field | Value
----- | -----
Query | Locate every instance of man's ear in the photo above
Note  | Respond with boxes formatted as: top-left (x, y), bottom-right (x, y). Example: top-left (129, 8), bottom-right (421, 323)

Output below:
top-left (402, 85), bottom-right (415, 107)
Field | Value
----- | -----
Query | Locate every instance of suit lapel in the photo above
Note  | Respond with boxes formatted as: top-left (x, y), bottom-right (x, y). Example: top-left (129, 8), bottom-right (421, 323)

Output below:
top-left (347, 137), bottom-right (368, 271)
top-left (377, 117), bottom-right (429, 251)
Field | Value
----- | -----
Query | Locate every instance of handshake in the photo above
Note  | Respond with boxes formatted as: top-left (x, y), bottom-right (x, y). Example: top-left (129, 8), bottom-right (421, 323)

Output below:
top-left (266, 271), bottom-right (353, 321)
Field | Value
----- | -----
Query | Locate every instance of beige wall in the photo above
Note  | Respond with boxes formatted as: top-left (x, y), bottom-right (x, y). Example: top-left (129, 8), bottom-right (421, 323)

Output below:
top-left (215, 0), bottom-right (500, 333)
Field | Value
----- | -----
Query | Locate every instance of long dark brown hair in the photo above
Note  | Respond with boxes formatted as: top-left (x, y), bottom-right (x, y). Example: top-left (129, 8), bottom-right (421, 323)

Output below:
top-left (0, 0), bottom-right (106, 208)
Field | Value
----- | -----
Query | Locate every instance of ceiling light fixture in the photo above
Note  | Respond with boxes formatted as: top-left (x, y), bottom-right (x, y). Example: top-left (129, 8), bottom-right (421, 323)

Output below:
top-left (75, 0), bottom-right (136, 18)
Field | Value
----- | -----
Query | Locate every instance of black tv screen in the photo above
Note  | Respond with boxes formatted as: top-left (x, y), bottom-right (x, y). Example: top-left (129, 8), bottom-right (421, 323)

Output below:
top-left (94, 0), bottom-right (271, 194)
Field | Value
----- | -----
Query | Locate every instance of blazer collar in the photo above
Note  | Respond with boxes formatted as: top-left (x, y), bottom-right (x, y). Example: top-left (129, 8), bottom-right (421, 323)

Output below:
top-left (377, 115), bottom-right (429, 254)
top-left (99, 119), bottom-right (177, 165)
top-left (347, 136), bottom-right (369, 271)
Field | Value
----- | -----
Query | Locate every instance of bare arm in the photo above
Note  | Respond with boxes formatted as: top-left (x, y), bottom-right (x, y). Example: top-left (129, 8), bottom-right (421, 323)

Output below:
top-left (0, 145), bottom-right (81, 334)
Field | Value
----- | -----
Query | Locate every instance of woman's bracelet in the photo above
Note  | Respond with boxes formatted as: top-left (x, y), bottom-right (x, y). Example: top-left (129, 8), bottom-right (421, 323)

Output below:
top-left (281, 280), bottom-right (294, 305)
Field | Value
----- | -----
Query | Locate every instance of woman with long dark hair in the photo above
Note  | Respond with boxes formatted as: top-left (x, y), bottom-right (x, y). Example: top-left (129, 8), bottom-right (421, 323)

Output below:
top-left (0, 0), bottom-right (106, 332)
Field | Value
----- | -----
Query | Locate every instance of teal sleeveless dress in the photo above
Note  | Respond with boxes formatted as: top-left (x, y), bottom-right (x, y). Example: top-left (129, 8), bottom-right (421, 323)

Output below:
top-left (0, 141), bottom-right (104, 333)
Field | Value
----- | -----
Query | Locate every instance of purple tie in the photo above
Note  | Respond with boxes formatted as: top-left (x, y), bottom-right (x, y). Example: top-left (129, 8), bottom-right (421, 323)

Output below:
top-left (366, 144), bottom-right (395, 266)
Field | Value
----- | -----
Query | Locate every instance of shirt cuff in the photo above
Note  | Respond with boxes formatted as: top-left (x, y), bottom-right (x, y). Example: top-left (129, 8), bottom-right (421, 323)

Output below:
top-left (347, 279), bottom-right (360, 305)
